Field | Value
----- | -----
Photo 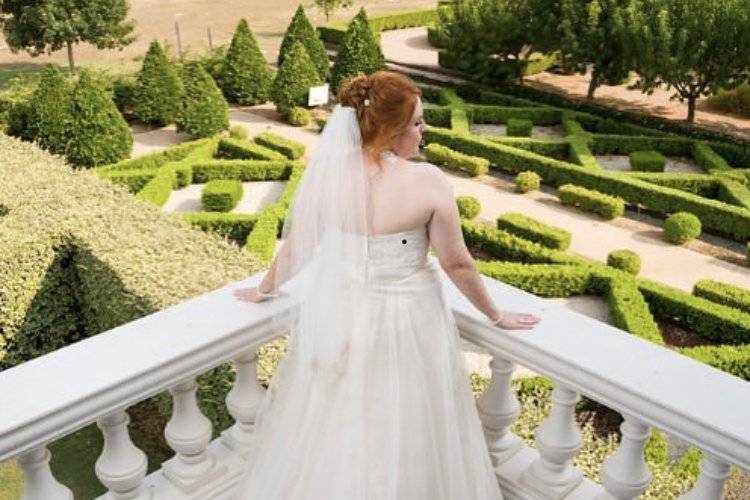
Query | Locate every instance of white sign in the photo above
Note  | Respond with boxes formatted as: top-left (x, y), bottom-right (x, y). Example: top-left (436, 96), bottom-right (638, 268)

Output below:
top-left (308, 83), bottom-right (330, 106)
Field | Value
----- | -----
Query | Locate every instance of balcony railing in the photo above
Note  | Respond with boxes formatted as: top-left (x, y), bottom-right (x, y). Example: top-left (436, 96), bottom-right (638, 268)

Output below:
top-left (1, 260), bottom-right (748, 499)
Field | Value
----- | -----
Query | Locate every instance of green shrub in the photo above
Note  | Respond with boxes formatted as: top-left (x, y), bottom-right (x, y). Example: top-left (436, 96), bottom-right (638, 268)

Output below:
top-left (558, 184), bottom-right (625, 219)
top-left (663, 212), bottom-right (701, 244)
top-left (330, 8), bottom-right (386, 92)
top-left (693, 279), bottom-right (750, 314)
top-left (423, 143), bottom-right (489, 176)
top-left (507, 118), bottom-right (532, 137)
top-left (287, 106), bottom-right (311, 126)
top-left (201, 179), bottom-right (244, 212)
top-left (271, 41), bottom-right (322, 114)
top-left (315, 116), bottom-right (328, 132)
top-left (245, 203), bottom-right (284, 263)
top-left (111, 75), bottom-right (138, 120)
top-left (228, 125), bottom-right (248, 140)
top-left (456, 195), bottom-right (481, 219)
top-left (607, 249), bottom-right (641, 275)
top-left (217, 138), bottom-right (286, 161)
top-left (629, 150), bottom-right (666, 172)
top-left (706, 82), bottom-right (750, 118)
top-left (279, 5), bottom-right (330, 82)
top-left (133, 40), bottom-right (183, 126)
top-left (254, 132), bottom-right (305, 159)
top-left (176, 62), bottom-right (229, 138)
top-left (219, 19), bottom-right (273, 105)
top-left (692, 142), bottom-right (731, 173)
top-left (26, 65), bottom-right (71, 155)
top-left (515, 171), bottom-right (541, 193)
top-left (183, 212), bottom-right (257, 245)
top-left (192, 160), bottom-right (290, 182)
top-left (497, 213), bottom-right (571, 250)
top-left (66, 70), bottom-right (132, 168)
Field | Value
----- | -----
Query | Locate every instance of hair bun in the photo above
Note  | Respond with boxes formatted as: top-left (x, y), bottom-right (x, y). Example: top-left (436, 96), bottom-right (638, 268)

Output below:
top-left (338, 74), bottom-right (371, 110)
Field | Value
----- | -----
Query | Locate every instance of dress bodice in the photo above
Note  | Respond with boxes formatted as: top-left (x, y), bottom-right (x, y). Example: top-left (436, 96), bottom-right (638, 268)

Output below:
top-left (366, 226), bottom-right (430, 282)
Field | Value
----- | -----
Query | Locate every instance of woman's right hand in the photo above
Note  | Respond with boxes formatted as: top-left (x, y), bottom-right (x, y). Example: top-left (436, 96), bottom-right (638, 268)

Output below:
top-left (490, 310), bottom-right (541, 331)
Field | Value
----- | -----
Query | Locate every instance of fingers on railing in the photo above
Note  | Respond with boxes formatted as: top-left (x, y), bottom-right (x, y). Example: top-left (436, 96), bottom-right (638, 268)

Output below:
top-left (17, 446), bottom-right (73, 500)
top-left (521, 384), bottom-right (583, 497)
top-left (678, 454), bottom-right (731, 500)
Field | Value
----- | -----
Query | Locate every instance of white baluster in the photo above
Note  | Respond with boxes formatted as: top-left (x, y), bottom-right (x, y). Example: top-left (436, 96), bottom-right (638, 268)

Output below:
top-left (95, 410), bottom-right (150, 499)
top-left (476, 356), bottom-right (523, 465)
top-left (597, 414), bottom-right (652, 500)
top-left (521, 384), bottom-right (583, 498)
top-left (162, 377), bottom-right (226, 492)
top-left (17, 446), bottom-right (72, 500)
top-left (222, 349), bottom-right (266, 457)
top-left (678, 453), bottom-right (731, 500)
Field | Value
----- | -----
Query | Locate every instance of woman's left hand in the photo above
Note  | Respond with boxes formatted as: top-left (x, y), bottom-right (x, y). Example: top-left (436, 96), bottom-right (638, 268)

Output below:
top-left (233, 287), bottom-right (273, 303)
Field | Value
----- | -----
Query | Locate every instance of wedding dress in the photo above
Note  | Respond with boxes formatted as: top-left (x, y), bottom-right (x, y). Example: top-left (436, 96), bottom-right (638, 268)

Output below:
top-left (233, 225), bottom-right (503, 499)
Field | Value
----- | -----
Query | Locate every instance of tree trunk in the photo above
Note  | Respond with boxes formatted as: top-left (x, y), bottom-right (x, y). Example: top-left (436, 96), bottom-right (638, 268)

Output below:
top-left (687, 96), bottom-right (696, 123)
top-left (66, 41), bottom-right (76, 74)
top-left (586, 70), bottom-right (599, 100)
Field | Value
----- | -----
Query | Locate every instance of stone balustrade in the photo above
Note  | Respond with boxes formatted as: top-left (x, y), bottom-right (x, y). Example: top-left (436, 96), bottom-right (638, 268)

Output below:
top-left (1, 262), bottom-right (748, 499)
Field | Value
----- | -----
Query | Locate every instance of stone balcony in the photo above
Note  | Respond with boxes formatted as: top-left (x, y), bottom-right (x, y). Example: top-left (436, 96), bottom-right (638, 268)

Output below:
top-left (1, 262), bottom-right (748, 499)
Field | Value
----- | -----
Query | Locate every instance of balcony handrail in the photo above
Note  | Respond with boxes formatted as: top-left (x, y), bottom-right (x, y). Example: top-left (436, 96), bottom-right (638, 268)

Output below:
top-left (1, 262), bottom-right (748, 473)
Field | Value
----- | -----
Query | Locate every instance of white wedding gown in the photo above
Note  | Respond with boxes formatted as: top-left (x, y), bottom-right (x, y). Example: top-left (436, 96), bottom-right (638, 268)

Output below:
top-left (234, 226), bottom-right (503, 499)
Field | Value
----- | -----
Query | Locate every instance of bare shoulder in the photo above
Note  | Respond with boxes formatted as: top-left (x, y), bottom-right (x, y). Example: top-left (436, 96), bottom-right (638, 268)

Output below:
top-left (411, 161), bottom-right (450, 191)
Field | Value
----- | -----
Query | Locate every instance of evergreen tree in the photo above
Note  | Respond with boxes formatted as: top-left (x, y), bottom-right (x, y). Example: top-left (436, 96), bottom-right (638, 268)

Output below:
top-left (134, 40), bottom-right (184, 126)
top-left (177, 62), bottom-right (229, 138)
top-left (560, 0), bottom-right (631, 100)
top-left (278, 5), bottom-right (331, 82)
top-left (66, 70), bottom-right (132, 167)
top-left (330, 8), bottom-right (386, 92)
top-left (271, 41), bottom-right (323, 114)
top-left (26, 65), bottom-right (72, 155)
top-left (0, 0), bottom-right (135, 73)
top-left (624, 0), bottom-right (750, 123)
top-left (219, 19), bottom-right (274, 105)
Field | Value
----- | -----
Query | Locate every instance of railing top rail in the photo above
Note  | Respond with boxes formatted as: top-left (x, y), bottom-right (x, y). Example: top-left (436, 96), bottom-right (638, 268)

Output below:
top-left (1, 265), bottom-right (748, 469)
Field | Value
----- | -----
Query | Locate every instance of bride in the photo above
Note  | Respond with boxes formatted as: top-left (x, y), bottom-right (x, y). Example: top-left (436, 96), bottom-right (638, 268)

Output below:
top-left (232, 70), bottom-right (541, 499)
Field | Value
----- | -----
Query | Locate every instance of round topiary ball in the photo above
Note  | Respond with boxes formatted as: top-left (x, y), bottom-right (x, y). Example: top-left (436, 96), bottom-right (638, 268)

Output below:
top-left (229, 125), bottom-right (248, 140)
top-left (515, 171), bottom-right (541, 193)
top-left (607, 249), bottom-right (641, 275)
top-left (288, 106), bottom-right (311, 127)
top-left (456, 195), bottom-right (481, 219)
top-left (664, 212), bottom-right (701, 244)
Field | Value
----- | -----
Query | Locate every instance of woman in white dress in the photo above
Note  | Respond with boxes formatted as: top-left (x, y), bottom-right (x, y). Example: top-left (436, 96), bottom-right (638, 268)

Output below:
top-left (233, 71), bottom-right (541, 499)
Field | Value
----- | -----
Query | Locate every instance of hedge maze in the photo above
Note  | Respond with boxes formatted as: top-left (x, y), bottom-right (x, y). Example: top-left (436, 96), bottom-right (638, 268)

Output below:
top-left (419, 84), bottom-right (750, 381)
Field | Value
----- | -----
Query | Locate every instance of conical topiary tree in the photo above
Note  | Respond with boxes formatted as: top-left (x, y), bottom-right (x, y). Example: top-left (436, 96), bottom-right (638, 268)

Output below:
top-left (66, 70), bottom-right (132, 167)
top-left (26, 65), bottom-right (72, 155)
top-left (220, 19), bottom-right (274, 105)
top-left (278, 5), bottom-right (331, 82)
top-left (134, 40), bottom-right (183, 126)
top-left (330, 8), bottom-right (386, 92)
top-left (176, 62), bottom-right (229, 138)
top-left (271, 41), bottom-right (323, 115)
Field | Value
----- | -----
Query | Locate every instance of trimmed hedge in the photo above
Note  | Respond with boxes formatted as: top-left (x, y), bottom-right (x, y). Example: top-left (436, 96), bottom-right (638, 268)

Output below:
top-left (568, 135), bottom-right (600, 169)
top-left (678, 344), bottom-right (750, 381)
top-left (630, 151), bottom-right (666, 172)
top-left (485, 137), bottom-right (570, 160)
top-left (507, 118), bottom-right (532, 137)
top-left (476, 262), bottom-right (592, 297)
top-left (317, 8), bottom-right (438, 45)
top-left (201, 179), bottom-right (243, 212)
top-left (591, 135), bottom-right (693, 157)
top-left (218, 138), bottom-right (286, 161)
top-left (497, 213), bottom-right (571, 250)
top-left (254, 132), bottom-right (305, 159)
top-left (663, 212), bottom-right (701, 244)
top-left (456, 195), bottom-right (481, 219)
top-left (183, 212), bottom-right (257, 245)
top-left (192, 160), bottom-right (291, 183)
top-left (716, 178), bottom-right (750, 210)
top-left (220, 19), bottom-right (273, 106)
top-left (607, 249), bottom-right (641, 275)
top-left (693, 280), bottom-right (750, 314)
top-left (98, 168), bottom-right (157, 193)
top-left (515, 171), bottom-right (541, 193)
top-left (607, 277), bottom-right (663, 345)
top-left (423, 143), bottom-right (489, 176)
top-left (288, 106), bottom-right (311, 127)
top-left (245, 203), bottom-right (284, 263)
top-left (559, 184), bottom-right (625, 219)
top-left (692, 142), bottom-right (732, 173)
top-left (468, 104), bottom-right (562, 126)
top-left (229, 126), bottom-right (248, 140)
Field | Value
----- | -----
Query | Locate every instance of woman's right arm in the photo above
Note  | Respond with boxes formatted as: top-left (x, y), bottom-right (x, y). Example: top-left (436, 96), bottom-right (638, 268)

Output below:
top-left (425, 166), bottom-right (540, 331)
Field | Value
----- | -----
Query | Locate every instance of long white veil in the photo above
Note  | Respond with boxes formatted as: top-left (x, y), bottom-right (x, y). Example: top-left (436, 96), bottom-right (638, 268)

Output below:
top-left (267, 104), bottom-right (371, 373)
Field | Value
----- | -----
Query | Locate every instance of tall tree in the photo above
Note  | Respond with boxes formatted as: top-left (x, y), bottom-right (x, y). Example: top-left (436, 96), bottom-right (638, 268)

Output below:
top-left (177, 62), bottom-right (229, 138)
top-left (624, 0), bottom-right (750, 123)
top-left (134, 40), bottom-right (183, 126)
top-left (219, 18), bottom-right (274, 105)
top-left (271, 41), bottom-right (323, 114)
top-left (330, 8), bottom-right (386, 92)
top-left (0, 0), bottom-right (135, 74)
top-left (560, 0), bottom-right (631, 99)
top-left (279, 5), bottom-right (331, 82)
top-left (26, 65), bottom-right (72, 155)
top-left (314, 0), bottom-right (353, 23)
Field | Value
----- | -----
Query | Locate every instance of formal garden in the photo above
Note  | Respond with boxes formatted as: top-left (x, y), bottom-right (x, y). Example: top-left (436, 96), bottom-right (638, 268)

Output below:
top-left (1, 0), bottom-right (749, 497)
